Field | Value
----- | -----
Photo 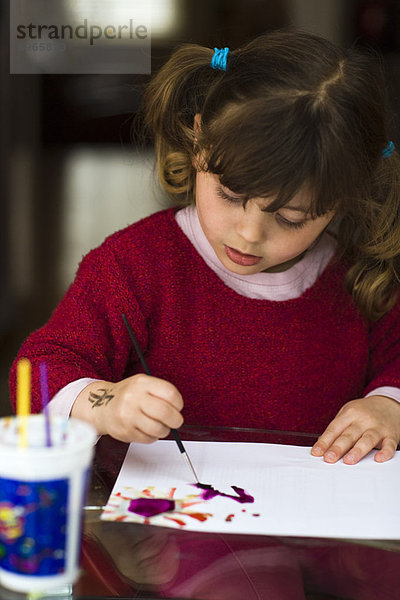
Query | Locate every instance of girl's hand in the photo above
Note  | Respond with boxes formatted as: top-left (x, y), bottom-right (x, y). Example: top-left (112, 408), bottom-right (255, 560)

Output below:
top-left (72, 374), bottom-right (184, 444)
top-left (311, 395), bottom-right (400, 464)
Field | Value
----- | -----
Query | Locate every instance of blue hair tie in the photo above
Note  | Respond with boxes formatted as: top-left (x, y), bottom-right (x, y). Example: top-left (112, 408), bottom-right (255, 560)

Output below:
top-left (382, 140), bottom-right (395, 158)
top-left (211, 47), bottom-right (229, 71)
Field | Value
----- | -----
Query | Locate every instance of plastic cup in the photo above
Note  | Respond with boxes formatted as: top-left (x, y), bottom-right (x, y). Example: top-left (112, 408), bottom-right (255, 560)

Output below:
top-left (0, 414), bottom-right (97, 593)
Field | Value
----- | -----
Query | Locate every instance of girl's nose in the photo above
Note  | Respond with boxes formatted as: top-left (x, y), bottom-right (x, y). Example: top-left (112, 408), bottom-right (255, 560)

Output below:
top-left (236, 204), bottom-right (266, 244)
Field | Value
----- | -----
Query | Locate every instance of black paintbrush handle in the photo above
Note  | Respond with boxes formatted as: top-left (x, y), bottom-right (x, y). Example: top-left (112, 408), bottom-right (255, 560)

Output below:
top-left (122, 313), bottom-right (151, 376)
top-left (170, 428), bottom-right (185, 453)
top-left (122, 313), bottom-right (186, 454)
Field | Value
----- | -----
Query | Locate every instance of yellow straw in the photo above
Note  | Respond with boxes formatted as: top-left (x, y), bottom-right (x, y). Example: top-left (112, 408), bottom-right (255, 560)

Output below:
top-left (17, 358), bottom-right (31, 448)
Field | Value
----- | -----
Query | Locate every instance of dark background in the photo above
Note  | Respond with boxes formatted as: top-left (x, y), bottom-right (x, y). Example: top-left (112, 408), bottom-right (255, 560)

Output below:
top-left (2, 0), bottom-right (400, 415)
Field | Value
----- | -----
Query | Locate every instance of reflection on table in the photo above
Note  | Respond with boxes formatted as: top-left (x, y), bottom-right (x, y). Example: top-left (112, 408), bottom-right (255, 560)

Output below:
top-left (75, 427), bottom-right (400, 600)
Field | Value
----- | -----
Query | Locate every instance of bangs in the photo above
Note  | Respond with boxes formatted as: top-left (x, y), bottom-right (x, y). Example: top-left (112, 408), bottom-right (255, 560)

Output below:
top-left (197, 97), bottom-right (358, 218)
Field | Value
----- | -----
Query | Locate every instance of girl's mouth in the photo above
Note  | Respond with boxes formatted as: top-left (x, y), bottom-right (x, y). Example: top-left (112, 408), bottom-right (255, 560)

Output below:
top-left (224, 246), bottom-right (262, 266)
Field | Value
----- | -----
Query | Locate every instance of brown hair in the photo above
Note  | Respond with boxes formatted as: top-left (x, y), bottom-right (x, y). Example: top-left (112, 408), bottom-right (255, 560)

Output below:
top-left (141, 29), bottom-right (400, 321)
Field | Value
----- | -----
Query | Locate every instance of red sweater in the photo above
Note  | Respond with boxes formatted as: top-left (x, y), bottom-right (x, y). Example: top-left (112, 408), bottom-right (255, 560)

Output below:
top-left (9, 208), bottom-right (400, 434)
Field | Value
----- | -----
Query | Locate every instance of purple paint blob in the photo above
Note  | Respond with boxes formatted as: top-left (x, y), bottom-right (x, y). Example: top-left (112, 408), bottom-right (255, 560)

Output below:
top-left (128, 498), bottom-right (176, 517)
top-left (194, 483), bottom-right (254, 504)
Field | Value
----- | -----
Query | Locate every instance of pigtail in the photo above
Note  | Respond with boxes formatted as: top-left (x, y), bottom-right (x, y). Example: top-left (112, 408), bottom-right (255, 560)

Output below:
top-left (344, 150), bottom-right (400, 320)
top-left (141, 44), bottom-right (221, 203)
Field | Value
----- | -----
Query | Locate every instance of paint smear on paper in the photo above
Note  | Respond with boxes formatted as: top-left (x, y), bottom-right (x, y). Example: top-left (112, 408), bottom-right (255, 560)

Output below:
top-left (195, 483), bottom-right (254, 504)
top-left (103, 482), bottom-right (255, 528)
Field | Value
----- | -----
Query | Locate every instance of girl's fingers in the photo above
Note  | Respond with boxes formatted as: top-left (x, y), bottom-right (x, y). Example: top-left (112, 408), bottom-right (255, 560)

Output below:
top-left (311, 396), bottom-right (400, 464)
top-left (374, 437), bottom-right (398, 463)
top-left (141, 395), bottom-right (184, 430)
top-left (135, 410), bottom-right (172, 440)
top-left (311, 420), bottom-right (351, 458)
top-left (314, 427), bottom-right (386, 464)
top-left (341, 429), bottom-right (382, 464)
top-left (133, 374), bottom-right (184, 411)
top-left (321, 426), bottom-right (364, 463)
top-left (122, 428), bottom-right (159, 444)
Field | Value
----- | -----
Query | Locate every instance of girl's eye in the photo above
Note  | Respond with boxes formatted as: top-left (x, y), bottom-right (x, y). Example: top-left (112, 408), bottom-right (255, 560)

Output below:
top-left (277, 215), bottom-right (306, 230)
top-left (216, 187), bottom-right (307, 230)
top-left (216, 187), bottom-right (242, 204)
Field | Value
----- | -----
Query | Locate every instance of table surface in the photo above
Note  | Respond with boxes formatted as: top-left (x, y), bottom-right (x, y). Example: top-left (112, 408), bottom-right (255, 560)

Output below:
top-left (2, 427), bottom-right (400, 599)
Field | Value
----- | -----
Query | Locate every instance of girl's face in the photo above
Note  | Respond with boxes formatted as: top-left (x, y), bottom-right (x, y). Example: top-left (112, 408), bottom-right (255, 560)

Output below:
top-left (195, 170), bottom-right (335, 274)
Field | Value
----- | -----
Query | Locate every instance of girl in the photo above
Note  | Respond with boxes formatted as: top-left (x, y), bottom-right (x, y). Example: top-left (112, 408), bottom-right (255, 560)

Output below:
top-left (9, 29), bottom-right (400, 465)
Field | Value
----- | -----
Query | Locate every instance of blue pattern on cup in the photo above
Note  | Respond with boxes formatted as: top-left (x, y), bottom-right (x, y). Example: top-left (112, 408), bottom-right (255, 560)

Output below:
top-left (0, 477), bottom-right (68, 576)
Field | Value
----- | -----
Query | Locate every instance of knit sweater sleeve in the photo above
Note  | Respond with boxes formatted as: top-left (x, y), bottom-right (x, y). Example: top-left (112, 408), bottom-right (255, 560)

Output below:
top-left (9, 232), bottom-right (150, 414)
top-left (364, 293), bottom-right (400, 395)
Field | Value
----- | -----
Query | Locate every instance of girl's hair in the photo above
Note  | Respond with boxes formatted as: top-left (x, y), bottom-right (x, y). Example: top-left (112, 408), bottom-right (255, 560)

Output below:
top-left (141, 29), bottom-right (400, 321)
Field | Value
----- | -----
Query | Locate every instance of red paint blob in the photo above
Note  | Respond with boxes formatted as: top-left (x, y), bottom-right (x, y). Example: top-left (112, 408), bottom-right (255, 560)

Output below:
top-left (186, 512), bottom-right (210, 522)
top-left (164, 516), bottom-right (186, 526)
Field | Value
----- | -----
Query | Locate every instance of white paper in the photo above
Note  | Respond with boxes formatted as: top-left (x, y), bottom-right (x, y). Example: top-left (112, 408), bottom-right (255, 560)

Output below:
top-left (101, 440), bottom-right (400, 539)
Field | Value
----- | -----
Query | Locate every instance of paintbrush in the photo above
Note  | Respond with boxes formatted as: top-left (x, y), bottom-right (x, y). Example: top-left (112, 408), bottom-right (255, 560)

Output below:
top-left (122, 313), bottom-right (200, 483)
top-left (39, 361), bottom-right (52, 447)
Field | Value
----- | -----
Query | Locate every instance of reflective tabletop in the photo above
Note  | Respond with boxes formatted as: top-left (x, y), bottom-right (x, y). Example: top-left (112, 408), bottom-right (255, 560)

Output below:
top-left (2, 427), bottom-right (400, 599)
top-left (78, 427), bottom-right (400, 600)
